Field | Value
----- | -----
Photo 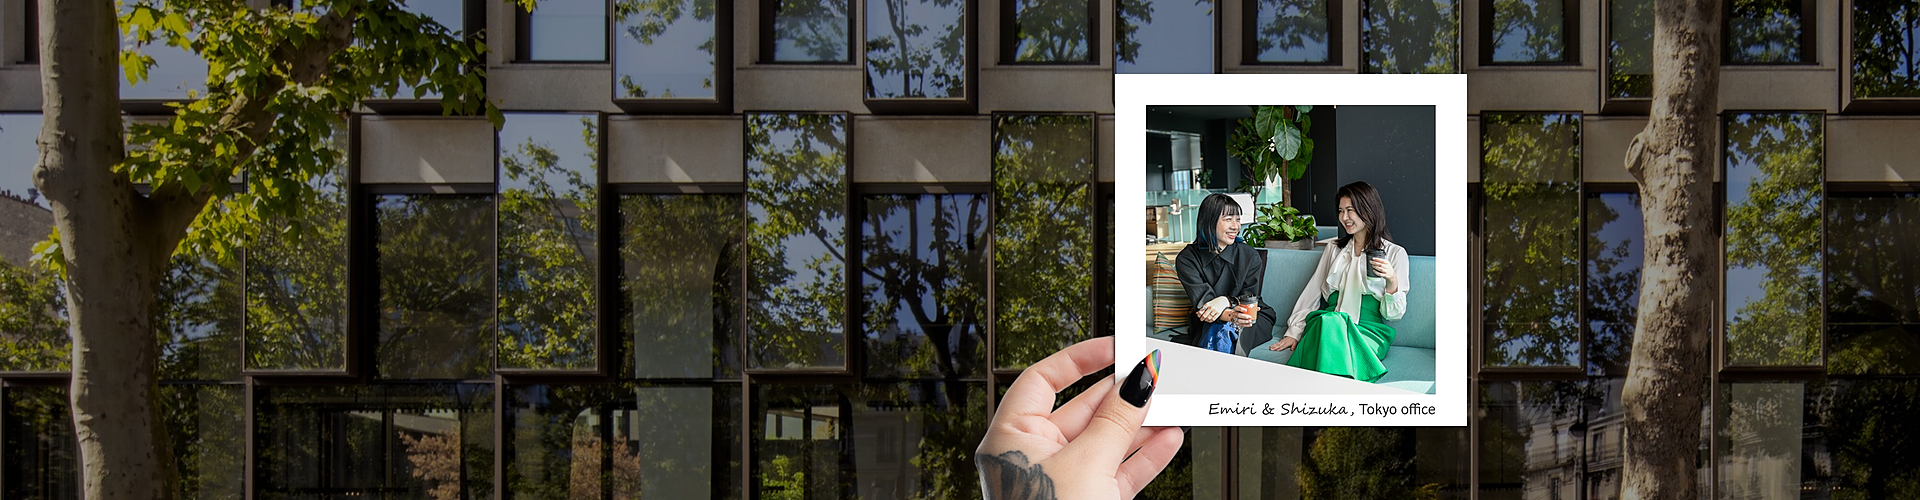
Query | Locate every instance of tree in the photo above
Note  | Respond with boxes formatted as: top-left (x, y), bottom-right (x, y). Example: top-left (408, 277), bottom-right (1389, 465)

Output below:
top-left (1362, 0), bottom-right (1459, 73)
top-left (32, 0), bottom-right (493, 496)
top-left (1619, 1), bottom-right (1719, 498)
top-left (865, 0), bottom-right (966, 99)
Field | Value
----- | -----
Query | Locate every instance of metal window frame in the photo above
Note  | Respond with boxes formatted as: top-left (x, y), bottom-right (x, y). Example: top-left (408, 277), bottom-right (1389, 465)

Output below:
top-left (1720, 0), bottom-right (1819, 66)
top-left (1478, 0), bottom-right (1581, 66)
top-left (1716, 111), bottom-right (1827, 373)
top-left (610, 0), bottom-right (734, 114)
top-left (1358, 0), bottom-right (1463, 73)
top-left (492, 111), bottom-right (610, 378)
top-left (996, 0), bottom-right (1101, 65)
top-left (759, 0), bottom-right (861, 65)
top-left (986, 112), bottom-right (1100, 375)
top-left (511, 0), bottom-right (613, 64)
top-left (1598, 0), bottom-right (1653, 114)
top-left (741, 111), bottom-right (858, 375)
top-left (862, 0), bottom-right (980, 114)
top-left (1240, 0), bottom-right (1345, 66)
top-left (1838, 0), bottom-right (1920, 112)
top-left (1477, 111), bottom-right (1587, 377)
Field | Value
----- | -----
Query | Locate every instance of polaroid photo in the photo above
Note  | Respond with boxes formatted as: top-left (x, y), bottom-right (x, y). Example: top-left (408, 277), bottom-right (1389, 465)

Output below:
top-left (1115, 74), bottom-right (1467, 426)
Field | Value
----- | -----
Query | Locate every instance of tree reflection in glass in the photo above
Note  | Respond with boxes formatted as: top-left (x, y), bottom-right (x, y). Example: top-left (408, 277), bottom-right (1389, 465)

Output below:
top-left (1010, 0), bottom-right (1093, 62)
top-left (770, 0), bottom-right (852, 62)
top-left (1489, 0), bottom-right (1568, 63)
top-left (158, 252), bottom-right (243, 381)
top-left (1, 386), bottom-right (78, 498)
top-left (1724, 113), bottom-right (1821, 366)
top-left (747, 113), bottom-right (848, 370)
top-left (1361, 0), bottom-right (1458, 73)
top-left (1608, 0), bottom-right (1652, 98)
top-left (162, 384), bottom-right (244, 499)
top-left (992, 115), bottom-right (1093, 370)
top-left (1851, 0), bottom-right (1920, 98)
top-left (614, 0), bottom-right (717, 98)
top-left (1727, 0), bottom-right (1805, 64)
top-left (254, 384), bottom-right (495, 499)
top-left (0, 113), bottom-right (69, 373)
top-left (498, 114), bottom-right (599, 371)
top-left (1822, 379), bottom-right (1920, 499)
top-left (375, 195), bottom-right (496, 379)
top-left (1826, 193), bottom-right (1920, 375)
top-left (1116, 0), bottom-right (1216, 72)
top-left (526, 0), bottom-right (608, 61)
top-left (1585, 193), bottom-right (1640, 375)
top-left (1477, 380), bottom-right (1589, 500)
top-left (860, 194), bottom-right (987, 378)
top-left (1250, 0), bottom-right (1330, 63)
top-left (1294, 426), bottom-right (1468, 499)
top-left (246, 162), bottom-right (348, 372)
top-left (755, 385), bottom-right (850, 499)
top-left (622, 194), bottom-right (744, 379)
top-left (1718, 382), bottom-right (1815, 500)
top-left (1481, 114), bottom-right (1580, 368)
top-left (505, 384), bottom-right (741, 499)
top-left (866, 0), bottom-right (966, 98)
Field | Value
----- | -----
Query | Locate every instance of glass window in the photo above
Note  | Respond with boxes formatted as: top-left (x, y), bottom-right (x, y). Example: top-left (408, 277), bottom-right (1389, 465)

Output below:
top-left (157, 252), bottom-right (243, 381)
top-left (754, 383), bottom-right (987, 499)
top-left (1007, 0), bottom-right (1095, 63)
top-left (1477, 380), bottom-right (1588, 499)
top-left (1, 386), bottom-right (78, 499)
top-left (1724, 113), bottom-right (1822, 367)
top-left (746, 113), bottom-right (848, 370)
top-left (865, 0), bottom-right (967, 98)
top-left (1116, 0), bottom-right (1217, 72)
top-left (1718, 381), bottom-right (1823, 500)
top-left (1851, 0), bottom-right (1920, 98)
top-left (621, 194), bottom-right (745, 379)
top-left (1607, 0), bottom-right (1652, 99)
top-left (1585, 192), bottom-right (1641, 376)
top-left (1727, 0), bottom-right (1809, 64)
top-left (1361, 0), bottom-right (1459, 73)
top-left (1, 113), bottom-right (69, 373)
top-left (1488, 0), bottom-right (1572, 64)
top-left (245, 164), bottom-right (349, 372)
top-left (1246, 0), bottom-right (1333, 64)
top-left (614, 0), bottom-right (718, 98)
top-left (992, 115), bottom-right (1093, 370)
top-left (374, 194), bottom-right (495, 380)
top-left (504, 384), bottom-right (742, 499)
top-left (497, 113), bottom-right (600, 371)
top-left (118, 1), bottom-right (209, 100)
top-left (1826, 192), bottom-right (1920, 375)
top-left (767, 0), bottom-right (852, 62)
top-left (374, 0), bottom-right (467, 100)
top-left (859, 194), bottom-right (988, 378)
top-left (1236, 426), bottom-right (1468, 499)
top-left (1819, 379), bottom-right (1920, 498)
top-left (163, 384), bottom-right (245, 499)
top-left (754, 384), bottom-right (849, 499)
top-left (1480, 114), bottom-right (1580, 368)
top-left (254, 384), bottom-right (495, 499)
top-left (525, 0), bottom-right (607, 61)
top-left (1587, 377), bottom-right (1708, 499)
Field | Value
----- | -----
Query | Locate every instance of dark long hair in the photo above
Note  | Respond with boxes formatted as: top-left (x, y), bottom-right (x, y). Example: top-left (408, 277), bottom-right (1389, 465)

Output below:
top-left (1334, 181), bottom-right (1391, 251)
top-left (1193, 193), bottom-right (1242, 251)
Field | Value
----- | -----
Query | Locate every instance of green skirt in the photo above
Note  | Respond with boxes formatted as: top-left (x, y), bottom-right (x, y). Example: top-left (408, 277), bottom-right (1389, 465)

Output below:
top-left (1284, 291), bottom-right (1396, 383)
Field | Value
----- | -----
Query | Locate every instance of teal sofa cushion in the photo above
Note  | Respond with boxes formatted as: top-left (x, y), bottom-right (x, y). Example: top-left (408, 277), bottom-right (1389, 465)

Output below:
top-left (1245, 248), bottom-right (1436, 394)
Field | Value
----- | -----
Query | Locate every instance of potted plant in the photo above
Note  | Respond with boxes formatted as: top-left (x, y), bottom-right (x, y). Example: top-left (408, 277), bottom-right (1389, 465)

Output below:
top-left (1242, 204), bottom-right (1318, 250)
top-left (1226, 105), bottom-right (1315, 207)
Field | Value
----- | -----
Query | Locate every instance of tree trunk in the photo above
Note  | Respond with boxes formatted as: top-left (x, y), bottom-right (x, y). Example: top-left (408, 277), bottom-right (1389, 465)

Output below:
top-left (34, 0), bottom-right (180, 498)
top-left (1621, 1), bottom-right (1718, 499)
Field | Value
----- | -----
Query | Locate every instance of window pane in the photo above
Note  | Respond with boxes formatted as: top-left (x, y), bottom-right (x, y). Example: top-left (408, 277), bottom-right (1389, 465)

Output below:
top-left (1719, 382), bottom-right (1821, 500)
top-left (1, 113), bottom-right (69, 373)
top-left (1480, 114), bottom-right (1580, 368)
top-left (255, 384), bottom-right (495, 499)
top-left (1490, 0), bottom-right (1569, 63)
top-left (1826, 193), bottom-right (1920, 375)
top-left (118, 1), bottom-right (208, 100)
top-left (505, 384), bottom-right (743, 500)
top-left (1478, 381), bottom-right (1586, 499)
top-left (1585, 192), bottom-right (1641, 375)
top-left (614, 0), bottom-right (718, 98)
top-left (1117, 0), bottom-right (1217, 72)
top-left (498, 114), bottom-right (599, 371)
top-left (1821, 379), bottom-right (1920, 499)
top-left (375, 0), bottom-right (466, 100)
top-left (1361, 0), bottom-right (1459, 73)
top-left (992, 115), bottom-right (1093, 370)
top-left (1727, 0), bottom-right (1806, 64)
top-left (770, 0), bottom-right (851, 62)
top-left (1010, 0), bottom-right (1093, 62)
top-left (246, 165), bottom-right (349, 371)
top-left (754, 385), bottom-right (849, 499)
top-left (746, 113), bottom-right (848, 369)
top-left (859, 194), bottom-right (988, 378)
top-left (1608, 0), bottom-right (1652, 98)
top-left (866, 0), bottom-right (967, 98)
top-left (1724, 113), bottom-right (1822, 366)
top-left (528, 0), bottom-right (608, 61)
top-left (1588, 377), bottom-right (1708, 499)
top-left (158, 253), bottom-right (243, 381)
top-left (851, 382), bottom-right (987, 498)
top-left (1, 386), bottom-right (78, 499)
top-left (163, 384), bottom-right (244, 500)
top-left (1851, 0), bottom-right (1920, 98)
top-left (1237, 426), bottom-right (1468, 499)
top-left (1247, 0), bottom-right (1331, 64)
top-left (375, 194), bottom-right (495, 379)
top-left (621, 194), bottom-right (744, 379)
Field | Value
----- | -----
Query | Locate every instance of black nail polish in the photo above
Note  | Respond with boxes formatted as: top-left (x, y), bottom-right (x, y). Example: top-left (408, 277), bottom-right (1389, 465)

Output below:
top-left (1120, 350), bottom-right (1161, 408)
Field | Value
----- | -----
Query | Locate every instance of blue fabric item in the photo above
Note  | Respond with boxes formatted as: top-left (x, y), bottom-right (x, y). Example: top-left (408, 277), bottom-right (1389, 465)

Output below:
top-left (1201, 321), bottom-right (1239, 354)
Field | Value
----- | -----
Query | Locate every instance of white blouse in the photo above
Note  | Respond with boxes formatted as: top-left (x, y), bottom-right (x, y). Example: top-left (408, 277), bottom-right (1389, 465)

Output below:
top-left (1281, 238), bottom-right (1410, 340)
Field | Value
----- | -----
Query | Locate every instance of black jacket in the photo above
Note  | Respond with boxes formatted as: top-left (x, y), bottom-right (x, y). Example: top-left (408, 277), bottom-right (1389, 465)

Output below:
top-left (1172, 242), bottom-right (1278, 352)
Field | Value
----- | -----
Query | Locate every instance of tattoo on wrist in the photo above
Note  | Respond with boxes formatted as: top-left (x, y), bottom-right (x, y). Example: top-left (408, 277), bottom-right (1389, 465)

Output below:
top-left (977, 450), bottom-right (1058, 500)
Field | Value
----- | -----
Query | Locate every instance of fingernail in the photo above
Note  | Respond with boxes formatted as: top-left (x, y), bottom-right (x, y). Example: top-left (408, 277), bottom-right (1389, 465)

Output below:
top-left (1120, 349), bottom-right (1161, 408)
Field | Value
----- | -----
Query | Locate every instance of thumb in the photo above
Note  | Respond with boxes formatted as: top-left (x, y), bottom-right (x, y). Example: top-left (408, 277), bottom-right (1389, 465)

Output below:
top-left (1052, 349), bottom-right (1160, 473)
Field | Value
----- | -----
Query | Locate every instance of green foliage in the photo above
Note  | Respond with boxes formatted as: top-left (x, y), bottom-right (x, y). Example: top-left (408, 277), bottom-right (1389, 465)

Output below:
top-left (1824, 380), bottom-right (1920, 500)
top-left (1227, 105), bottom-right (1315, 200)
top-left (992, 115), bottom-right (1093, 369)
top-left (1723, 113), bottom-right (1822, 366)
top-left (1480, 114), bottom-right (1580, 367)
top-left (1243, 203), bottom-right (1317, 244)
top-left (769, 0), bottom-right (852, 61)
top-left (497, 117), bottom-right (599, 370)
top-left (0, 257), bottom-right (70, 372)
top-left (1011, 0), bottom-right (1091, 62)
top-left (374, 195), bottom-right (495, 379)
top-left (1850, 0), bottom-right (1920, 97)
top-left (866, 0), bottom-right (966, 98)
top-left (1607, 0), bottom-right (1652, 98)
top-left (1297, 428), bottom-right (1414, 499)
top-left (1250, 0), bottom-right (1330, 61)
top-left (1726, 0), bottom-right (1805, 64)
top-left (1825, 194), bottom-right (1920, 375)
top-left (620, 194), bottom-right (744, 378)
top-left (1361, 0), bottom-right (1458, 73)
top-left (860, 195), bottom-right (989, 378)
top-left (746, 114), bottom-right (849, 369)
top-left (244, 161), bottom-right (349, 371)
top-left (1489, 0), bottom-right (1566, 62)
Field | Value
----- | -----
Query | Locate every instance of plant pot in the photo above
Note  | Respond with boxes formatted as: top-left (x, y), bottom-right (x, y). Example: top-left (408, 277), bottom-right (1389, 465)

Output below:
top-left (1264, 238), bottom-right (1312, 251)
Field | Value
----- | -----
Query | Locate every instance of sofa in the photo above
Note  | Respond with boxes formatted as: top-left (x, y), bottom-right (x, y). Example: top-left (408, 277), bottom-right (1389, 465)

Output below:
top-left (1245, 248), bottom-right (1437, 394)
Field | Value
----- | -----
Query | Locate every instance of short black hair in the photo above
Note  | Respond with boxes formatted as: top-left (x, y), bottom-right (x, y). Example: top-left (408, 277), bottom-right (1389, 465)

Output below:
top-left (1194, 193), bottom-right (1242, 250)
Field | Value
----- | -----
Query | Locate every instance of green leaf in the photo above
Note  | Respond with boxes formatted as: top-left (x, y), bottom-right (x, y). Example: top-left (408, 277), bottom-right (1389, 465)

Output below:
top-left (120, 52), bottom-right (152, 84)
top-left (159, 12), bottom-right (189, 37)
top-left (1295, 105), bottom-right (1312, 115)
top-left (1272, 120), bottom-right (1302, 161)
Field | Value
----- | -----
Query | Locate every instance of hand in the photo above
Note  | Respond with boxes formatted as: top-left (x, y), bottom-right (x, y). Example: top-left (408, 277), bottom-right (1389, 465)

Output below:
top-left (1231, 307), bottom-right (1255, 328)
top-left (1370, 257), bottom-right (1396, 283)
top-left (1196, 296), bottom-right (1231, 322)
top-left (1267, 336), bottom-right (1299, 351)
top-left (977, 337), bottom-right (1185, 500)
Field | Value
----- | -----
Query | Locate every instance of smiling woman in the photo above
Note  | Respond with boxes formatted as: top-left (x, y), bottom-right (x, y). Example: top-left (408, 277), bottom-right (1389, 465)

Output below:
top-left (1173, 193), bottom-right (1276, 354)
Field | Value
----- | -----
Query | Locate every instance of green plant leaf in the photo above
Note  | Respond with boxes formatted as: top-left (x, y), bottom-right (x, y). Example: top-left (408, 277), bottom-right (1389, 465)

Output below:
top-left (1272, 120), bottom-right (1302, 160)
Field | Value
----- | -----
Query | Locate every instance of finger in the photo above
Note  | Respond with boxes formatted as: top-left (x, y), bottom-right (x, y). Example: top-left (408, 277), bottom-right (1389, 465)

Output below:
top-left (1117, 427), bottom-right (1187, 498)
top-left (997, 337), bottom-right (1117, 420)
top-left (1052, 350), bottom-right (1161, 473)
top-left (1046, 377), bottom-right (1115, 441)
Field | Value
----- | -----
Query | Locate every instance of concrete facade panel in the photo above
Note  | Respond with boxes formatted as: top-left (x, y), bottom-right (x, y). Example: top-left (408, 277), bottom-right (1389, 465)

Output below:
top-left (489, 65), bottom-right (620, 112)
top-left (978, 68), bottom-right (1113, 113)
top-left (359, 117), bottom-right (495, 184)
top-left (1828, 117), bottom-right (1920, 182)
top-left (851, 117), bottom-right (990, 183)
top-left (1581, 116), bottom-right (1645, 184)
top-left (607, 116), bottom-right (744, 183)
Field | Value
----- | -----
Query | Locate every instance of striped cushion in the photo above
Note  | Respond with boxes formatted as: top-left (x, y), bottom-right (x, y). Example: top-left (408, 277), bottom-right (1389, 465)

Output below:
top-left (1151, 253), bottom-right (1190, 330)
